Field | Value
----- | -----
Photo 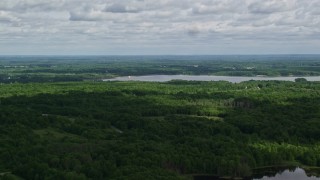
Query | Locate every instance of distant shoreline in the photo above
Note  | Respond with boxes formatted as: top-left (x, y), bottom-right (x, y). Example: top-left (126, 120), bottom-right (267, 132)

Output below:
top-left (103, 74), bottom-right (320, 83)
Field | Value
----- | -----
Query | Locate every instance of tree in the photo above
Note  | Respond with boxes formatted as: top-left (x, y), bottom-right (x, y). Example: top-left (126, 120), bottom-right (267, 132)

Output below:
top-left (295, 78), bottom-right (307, 82)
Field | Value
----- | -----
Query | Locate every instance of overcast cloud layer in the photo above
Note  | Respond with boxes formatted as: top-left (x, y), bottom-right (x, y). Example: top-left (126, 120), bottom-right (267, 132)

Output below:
top-left (0, 0), bottom-right (319, 55)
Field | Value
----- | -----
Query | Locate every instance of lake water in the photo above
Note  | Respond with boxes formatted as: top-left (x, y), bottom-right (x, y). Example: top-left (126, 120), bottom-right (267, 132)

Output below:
top-left (103, 75), bottom-right (320, 83)
top-left (193, 167), bottom-right (319, 180)
top-left (253, 167), bottom-right (319, 180)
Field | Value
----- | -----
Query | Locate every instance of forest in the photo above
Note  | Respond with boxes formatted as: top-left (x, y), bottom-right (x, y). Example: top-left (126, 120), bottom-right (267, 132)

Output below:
top-left (1, 55), bottom-right (320, 83)
top-left (0, 56), bottom-right (320, 179)
top-left (0, 80), bottom-right (319, 179)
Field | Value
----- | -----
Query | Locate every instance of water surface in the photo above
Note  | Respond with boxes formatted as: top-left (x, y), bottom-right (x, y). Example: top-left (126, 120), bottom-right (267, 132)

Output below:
top-left (104, 75), bottom-right (320, 83)
top-left (254, 167), bottom-right (319, 180)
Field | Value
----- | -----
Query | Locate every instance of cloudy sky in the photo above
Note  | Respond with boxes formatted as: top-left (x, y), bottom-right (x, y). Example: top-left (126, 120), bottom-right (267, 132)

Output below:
top-left (0, 0), bottom-right (319, 55)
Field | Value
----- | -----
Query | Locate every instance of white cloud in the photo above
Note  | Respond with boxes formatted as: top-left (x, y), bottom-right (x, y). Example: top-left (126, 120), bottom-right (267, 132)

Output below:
top-left (0, 11), bottom-right (20, 23)
top-left (0, 0), bottom-right (319, 55)
top-left (248, 0), bottom-right (295, 14)
top-left (105, 3), bottom-right (142, 13)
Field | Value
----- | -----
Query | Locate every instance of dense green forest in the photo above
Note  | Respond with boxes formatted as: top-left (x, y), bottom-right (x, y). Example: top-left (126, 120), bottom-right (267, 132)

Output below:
top-left (0, 79), bottom-right (320, 179)
top-left (0, 56), bottom-right (320, 179)
top-left (1, 55), bottom-right (320, 83)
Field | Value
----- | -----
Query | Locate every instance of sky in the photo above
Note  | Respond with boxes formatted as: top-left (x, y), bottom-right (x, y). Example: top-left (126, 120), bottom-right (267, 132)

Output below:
top-left (0, 0), bottom-right (319, 55)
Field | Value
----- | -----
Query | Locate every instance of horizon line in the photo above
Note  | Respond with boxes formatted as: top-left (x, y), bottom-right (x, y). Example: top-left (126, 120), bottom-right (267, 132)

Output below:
top-left (1, 54), bottom-right (320, 57)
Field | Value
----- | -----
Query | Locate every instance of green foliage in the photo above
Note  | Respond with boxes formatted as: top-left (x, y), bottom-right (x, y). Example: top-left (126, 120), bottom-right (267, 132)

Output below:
top-left (295, 78), bottom-right (308, 82)
top-left (0, 79), bottom-right (320, 178)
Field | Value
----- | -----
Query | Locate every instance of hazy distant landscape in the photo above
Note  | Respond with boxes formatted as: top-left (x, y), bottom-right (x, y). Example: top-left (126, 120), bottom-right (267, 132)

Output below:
top-left (1, 55), bottom-right (320, 84)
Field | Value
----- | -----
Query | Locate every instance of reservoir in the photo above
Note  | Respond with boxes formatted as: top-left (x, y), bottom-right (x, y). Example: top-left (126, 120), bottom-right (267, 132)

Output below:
top-left (104, 75), bottom-right (320, 83)
top-left (193, 167), bottom-right (320, 180)
top-left (253, 167), bottom-right (319, 180)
